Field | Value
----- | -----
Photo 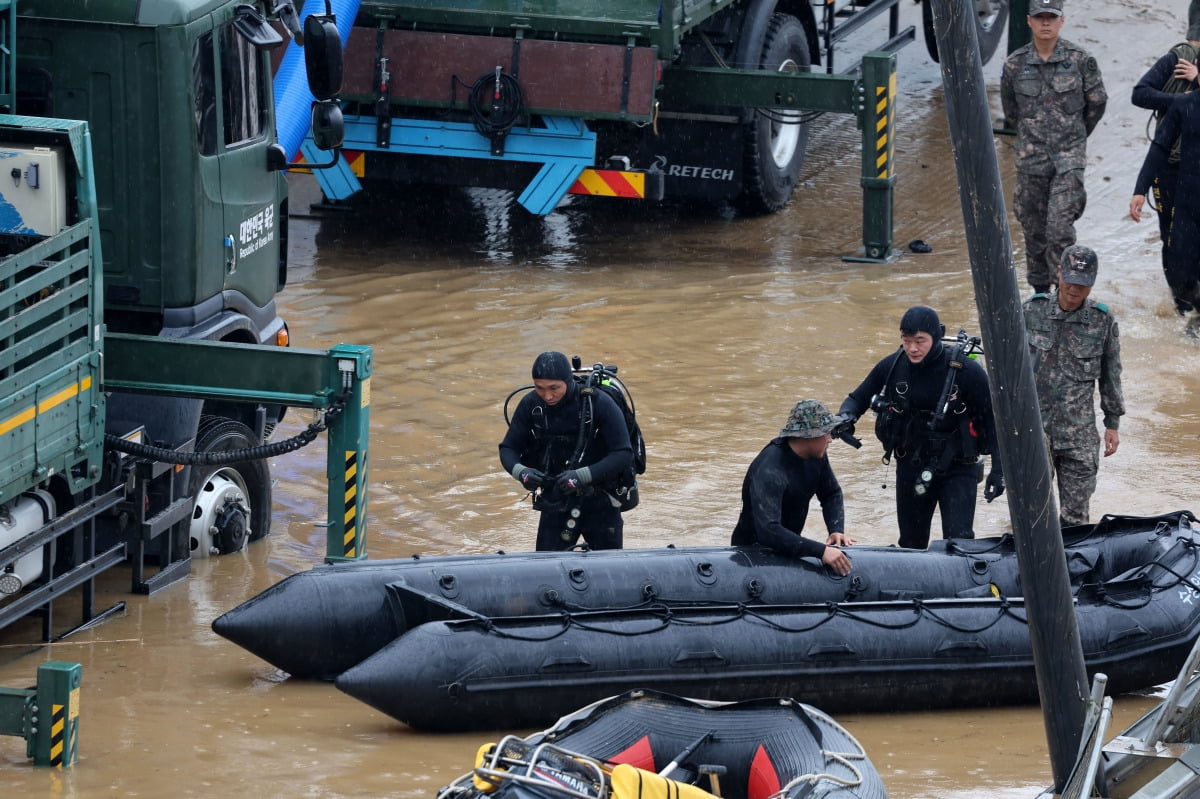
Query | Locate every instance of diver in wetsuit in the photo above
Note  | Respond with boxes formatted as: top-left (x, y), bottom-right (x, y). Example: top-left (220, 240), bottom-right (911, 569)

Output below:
top-left (838, 306), bottom-right (1003, 549)
top-left (730, 399), bottom-right (854, 576)
top-left (1131, 89), bottom-right (1200, 335)
top-left (499, 351), bottom-right (633, 551)
top-left (1130, 25), bottom-right (1199, 311)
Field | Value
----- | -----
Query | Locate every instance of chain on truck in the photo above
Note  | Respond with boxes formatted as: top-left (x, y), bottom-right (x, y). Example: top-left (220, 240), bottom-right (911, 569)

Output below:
top-left (0, 0), bottom-right (372, 644)
top-left (289, 0), bottom-right (1009, 260)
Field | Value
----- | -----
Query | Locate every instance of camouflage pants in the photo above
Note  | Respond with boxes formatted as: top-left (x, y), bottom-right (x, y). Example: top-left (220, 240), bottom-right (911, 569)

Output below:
top-left (1014, 169), bottom-right (1087, 291)
top-left (1048, 444), bottom-right (1099, 528)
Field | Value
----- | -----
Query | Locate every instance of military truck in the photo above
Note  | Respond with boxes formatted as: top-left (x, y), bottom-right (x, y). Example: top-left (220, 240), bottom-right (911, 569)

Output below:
top-left (294, 0), bottom-right (1008, 219)
top-left (0, 0), bottom-right (346, 637)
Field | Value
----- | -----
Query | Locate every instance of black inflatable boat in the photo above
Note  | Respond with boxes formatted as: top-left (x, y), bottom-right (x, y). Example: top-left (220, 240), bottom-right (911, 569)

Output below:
top-left (213, 512), bottom-right (1195, 681)
top-left (331, 512), bottom-right (1200, 730)
top-left (436, 690), bottom-right (888, 799)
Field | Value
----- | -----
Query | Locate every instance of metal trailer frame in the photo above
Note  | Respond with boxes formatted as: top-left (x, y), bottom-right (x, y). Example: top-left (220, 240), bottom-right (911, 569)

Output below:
top-left (0, 334), bottom-right (374, 640)
top-left (102, 335), bottom-right (374, 566)
top-left (301, 0), bottom-right (912, 262)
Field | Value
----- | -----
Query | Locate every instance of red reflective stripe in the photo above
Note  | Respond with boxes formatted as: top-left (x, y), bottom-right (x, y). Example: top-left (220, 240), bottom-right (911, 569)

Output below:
top-left (607, 734), bottom-right (656, 771)
top-left (746, 744), bottom-right (781, 799)
top-left (568, 169), bottom-right (645, 198)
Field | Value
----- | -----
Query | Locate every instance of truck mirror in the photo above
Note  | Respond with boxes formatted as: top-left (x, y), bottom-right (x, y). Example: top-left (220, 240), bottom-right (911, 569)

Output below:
top-left (303, 15), bottom-right (343, 100)
top-left (266, 143), bottom-right (288, 172)
top-left (233, 4), bottom-right (285, 50)
top-left (310, 100), bottom-right (344, 150)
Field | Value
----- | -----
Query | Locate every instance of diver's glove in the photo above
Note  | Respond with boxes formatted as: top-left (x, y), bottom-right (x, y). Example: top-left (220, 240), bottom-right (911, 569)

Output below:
top-left (555, 468), bottom-right (591, 496)
top-left (517, 467), bottom-right (548, 491)
top-left (831, 413), bottom-right (861, 449)
top-left (984, 470), bottom-right (1006, 502)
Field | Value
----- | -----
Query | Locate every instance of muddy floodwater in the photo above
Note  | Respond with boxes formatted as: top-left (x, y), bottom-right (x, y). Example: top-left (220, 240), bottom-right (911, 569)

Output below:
top-left (2, 0), bottom-right (1197, 795)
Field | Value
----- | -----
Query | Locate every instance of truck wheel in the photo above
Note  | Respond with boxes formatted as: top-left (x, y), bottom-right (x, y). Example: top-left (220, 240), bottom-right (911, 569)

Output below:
top-left (738, 14), bottom-right (810, 215)
top-left (189, 416), bottom-right (271, 555)
top-left (923, 0), bottom-right (1009, 65)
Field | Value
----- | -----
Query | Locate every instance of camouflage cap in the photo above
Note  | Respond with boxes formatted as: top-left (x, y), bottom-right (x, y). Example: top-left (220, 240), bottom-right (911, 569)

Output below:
top-left (780, 399), bottom-right (838, 439)
top-left (1029, 0), bottom-right (1063, 16)
top-left (1060, 245), bottom-right (1098, 287)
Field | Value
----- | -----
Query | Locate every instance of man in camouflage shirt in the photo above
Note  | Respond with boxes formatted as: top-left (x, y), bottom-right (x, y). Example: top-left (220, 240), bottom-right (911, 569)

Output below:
top-left (1023, 246), bottom-right (1123, 528)
top-left (1002, 0), bottom-right (1107, 294)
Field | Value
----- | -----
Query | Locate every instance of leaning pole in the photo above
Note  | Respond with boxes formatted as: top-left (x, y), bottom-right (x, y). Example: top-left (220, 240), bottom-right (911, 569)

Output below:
top-left (926, 0), bottom-right (1089, 789)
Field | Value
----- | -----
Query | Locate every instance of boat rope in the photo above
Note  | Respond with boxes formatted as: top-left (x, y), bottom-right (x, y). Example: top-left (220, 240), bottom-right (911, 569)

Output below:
top-left (771, 748), bottom-right (868, 795)
top-left (1097, 547), bottom-right (1200, 610)
top-left (470, 599), bottom-right (1022, 642)
top-left (461, 526), bottom-right (1200, 643)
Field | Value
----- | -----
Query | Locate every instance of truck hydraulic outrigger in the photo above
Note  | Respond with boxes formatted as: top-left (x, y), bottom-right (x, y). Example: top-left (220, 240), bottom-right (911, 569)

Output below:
top-left (0, 333), bottom-right (372, 640)
top-left (102, 335), bottom-right (374, 567)
top-left (662, 50), bottom-right (901, 262)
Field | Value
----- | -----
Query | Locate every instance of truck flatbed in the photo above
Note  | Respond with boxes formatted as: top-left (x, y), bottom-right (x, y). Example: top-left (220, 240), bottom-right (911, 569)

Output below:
top-left (357, 0), bottom-right (738, 47)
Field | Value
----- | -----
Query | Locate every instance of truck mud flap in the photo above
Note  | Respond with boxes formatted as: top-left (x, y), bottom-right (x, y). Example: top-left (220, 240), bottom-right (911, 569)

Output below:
top-left (639, 116), bottom-right (743, 203)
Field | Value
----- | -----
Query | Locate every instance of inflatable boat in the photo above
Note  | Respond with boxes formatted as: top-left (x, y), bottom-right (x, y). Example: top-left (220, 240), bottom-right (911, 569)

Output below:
top-left (213, 511), bottom-right (1194, 680)
top-left (436, 690), bottom-right (888, 799)
top-left (334, 512), bottom-right (1200, 731)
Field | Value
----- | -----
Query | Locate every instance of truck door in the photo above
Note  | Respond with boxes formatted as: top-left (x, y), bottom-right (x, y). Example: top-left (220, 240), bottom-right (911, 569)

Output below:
top-left (194, 18), bottom-right (280, 320)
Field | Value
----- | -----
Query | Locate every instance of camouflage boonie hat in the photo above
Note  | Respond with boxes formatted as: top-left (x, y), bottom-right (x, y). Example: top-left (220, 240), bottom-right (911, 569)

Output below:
top-left (1060, 245), bottom-right (1098, 287)
top-left (780, 399), bottom-right (838, 439)
top-left (1030, 0), bottom-right (1063, 16)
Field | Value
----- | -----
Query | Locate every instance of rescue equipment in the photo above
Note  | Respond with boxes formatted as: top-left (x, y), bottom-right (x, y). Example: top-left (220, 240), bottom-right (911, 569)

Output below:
top-left (436, 690), bottom-right (887, 799)
top-left (1149, 42), bottom-right (1200, 165)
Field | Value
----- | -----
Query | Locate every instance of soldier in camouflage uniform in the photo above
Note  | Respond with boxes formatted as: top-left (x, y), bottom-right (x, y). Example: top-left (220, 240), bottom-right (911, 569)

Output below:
top-left (1023, 246), bottom-right (1124, 528)
top-left (1001, 0), bottom-right (1107, 294)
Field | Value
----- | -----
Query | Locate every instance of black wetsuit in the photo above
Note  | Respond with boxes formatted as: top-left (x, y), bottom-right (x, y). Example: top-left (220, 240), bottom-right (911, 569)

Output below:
top-left (1135, 90), bottom-right (1200, 312)
top-left (730, 438), bottom-right (844, 558)
top-left (840, 345), bottom-right (998, 549)
top-left (499, 383), bottom-right (632, 551)
top-left (1132, 45), bottom-right (1199, 310)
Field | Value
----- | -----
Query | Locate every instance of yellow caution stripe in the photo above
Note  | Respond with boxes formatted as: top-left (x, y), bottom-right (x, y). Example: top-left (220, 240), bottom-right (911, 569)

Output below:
top-left (50, 702), bottom-right (65, 767)
top-left (873, 74), bottom-right (897, 179)
top-left (0, 376), bottom-right (92, 437)
top-left (343, 450), bottom-right (359, 558)
top-left (569, 169), bottom-right (647, 199)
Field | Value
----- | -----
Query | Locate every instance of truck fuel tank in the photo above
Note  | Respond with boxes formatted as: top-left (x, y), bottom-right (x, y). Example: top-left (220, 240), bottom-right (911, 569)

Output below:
top-left (0, 489), bottom-right (55, 596)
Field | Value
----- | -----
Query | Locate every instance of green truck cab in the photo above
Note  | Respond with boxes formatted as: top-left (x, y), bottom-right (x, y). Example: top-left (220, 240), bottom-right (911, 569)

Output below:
top-left (0, 0), bottom-right (343, 636)
top-left (17, 0), bottom-right (289, 346)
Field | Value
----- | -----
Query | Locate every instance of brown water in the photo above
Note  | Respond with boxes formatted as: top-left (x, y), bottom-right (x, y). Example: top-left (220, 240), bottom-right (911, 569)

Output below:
top-left (1, 0), bottom-right (1196, 794)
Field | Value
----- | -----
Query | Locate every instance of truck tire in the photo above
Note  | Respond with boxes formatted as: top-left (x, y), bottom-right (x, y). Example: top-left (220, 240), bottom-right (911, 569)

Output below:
top-left (923, 0), bottom-right (1009, 66)
top-left (189, 416), bottom-right (271, 555)
top-left (738, 13), bottom-right (810, 215)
